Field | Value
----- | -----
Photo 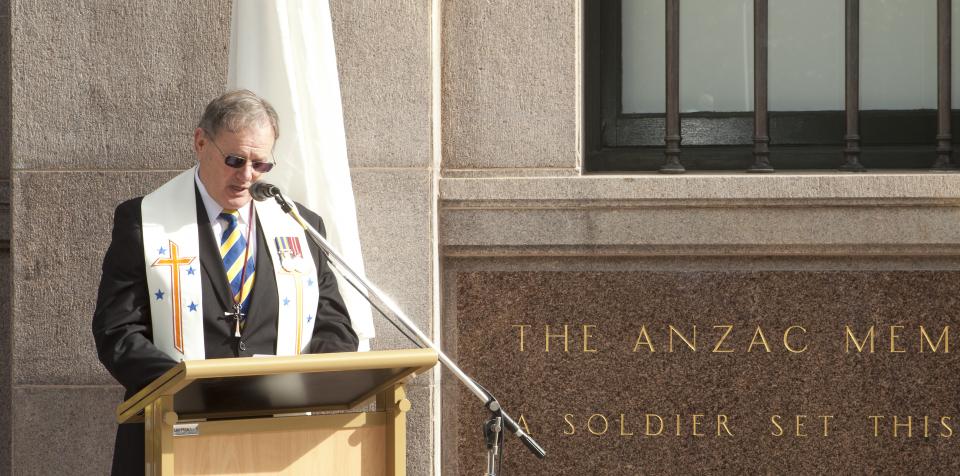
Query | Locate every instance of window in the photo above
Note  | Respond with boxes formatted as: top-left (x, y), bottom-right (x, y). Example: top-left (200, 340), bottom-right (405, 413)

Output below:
top-left (584, 0), bottom-right (960, 172)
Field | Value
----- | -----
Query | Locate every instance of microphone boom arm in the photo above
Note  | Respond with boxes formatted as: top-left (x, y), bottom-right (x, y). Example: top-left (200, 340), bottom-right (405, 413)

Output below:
top-left (267, 191), bottom-right (546, 460)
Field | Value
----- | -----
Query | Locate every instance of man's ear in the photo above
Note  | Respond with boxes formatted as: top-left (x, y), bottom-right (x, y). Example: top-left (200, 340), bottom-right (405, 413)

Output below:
top-left (193, 128), bottom-right (206, 155)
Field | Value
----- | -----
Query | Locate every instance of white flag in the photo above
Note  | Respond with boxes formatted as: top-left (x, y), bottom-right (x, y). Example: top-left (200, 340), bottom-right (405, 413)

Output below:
top-left (228, 0), bottom-right (375, 350)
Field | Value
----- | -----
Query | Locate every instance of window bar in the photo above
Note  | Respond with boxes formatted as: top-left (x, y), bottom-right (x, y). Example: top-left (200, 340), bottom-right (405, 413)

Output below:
top-left (933, 0), bottom-right (955, 169)
top-left (840, 0), bottom-right (866, 171)
top-left (660, 0), bottom-right (685, 173)
top-left (749, 0), bottom-right (774, 172)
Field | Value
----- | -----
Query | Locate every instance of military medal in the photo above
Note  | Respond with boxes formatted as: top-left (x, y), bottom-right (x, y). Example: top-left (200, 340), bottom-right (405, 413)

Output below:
top-left (275, 236), bottom-right (307, 272)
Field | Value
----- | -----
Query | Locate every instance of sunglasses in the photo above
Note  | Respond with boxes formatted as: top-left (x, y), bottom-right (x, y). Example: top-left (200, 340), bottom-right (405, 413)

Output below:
top-left (205, 132), bottom-right (276, 173)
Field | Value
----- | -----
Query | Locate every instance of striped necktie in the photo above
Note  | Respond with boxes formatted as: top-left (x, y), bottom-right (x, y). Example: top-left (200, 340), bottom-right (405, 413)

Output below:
top-left (219, 209), bottom-right (256, 316)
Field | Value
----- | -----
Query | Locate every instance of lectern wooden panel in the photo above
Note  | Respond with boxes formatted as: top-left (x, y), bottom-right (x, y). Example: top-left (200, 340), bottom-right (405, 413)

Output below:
top-left (117, 349), bottom-right (437, 476)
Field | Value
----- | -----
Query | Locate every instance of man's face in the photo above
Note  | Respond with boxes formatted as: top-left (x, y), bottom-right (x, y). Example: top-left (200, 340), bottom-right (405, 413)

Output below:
top-left (194, 123), bottom-right (275, 210)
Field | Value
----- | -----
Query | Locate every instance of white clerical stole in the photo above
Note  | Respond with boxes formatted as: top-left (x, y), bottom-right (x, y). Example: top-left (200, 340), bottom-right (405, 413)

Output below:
top-left (140, 167), bottom-right (321, 360)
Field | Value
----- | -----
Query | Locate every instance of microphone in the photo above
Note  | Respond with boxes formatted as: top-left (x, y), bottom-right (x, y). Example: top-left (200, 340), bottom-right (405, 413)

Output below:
top-left (250, 182), bottom-right (281, 201)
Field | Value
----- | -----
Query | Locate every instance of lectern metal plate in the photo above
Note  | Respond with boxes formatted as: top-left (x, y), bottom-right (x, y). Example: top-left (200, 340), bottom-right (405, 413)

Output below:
top-left (173, 424), bottom-right (199, 437)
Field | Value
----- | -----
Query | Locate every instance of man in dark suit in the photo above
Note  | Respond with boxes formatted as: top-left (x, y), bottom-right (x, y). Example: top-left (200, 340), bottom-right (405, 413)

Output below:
top-left (92, 90), bottom-right (358, 475)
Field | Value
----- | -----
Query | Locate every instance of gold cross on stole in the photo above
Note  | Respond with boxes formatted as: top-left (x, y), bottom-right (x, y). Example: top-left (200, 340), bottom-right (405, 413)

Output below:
top-left (151, 240), bottom-right (196, 353)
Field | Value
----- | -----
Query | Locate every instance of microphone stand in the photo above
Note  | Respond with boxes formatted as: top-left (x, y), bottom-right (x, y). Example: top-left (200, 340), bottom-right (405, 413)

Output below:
top-left (257, 189), bottom-right (546, 470)
top-left (484, 415), bottom-right (503, 476)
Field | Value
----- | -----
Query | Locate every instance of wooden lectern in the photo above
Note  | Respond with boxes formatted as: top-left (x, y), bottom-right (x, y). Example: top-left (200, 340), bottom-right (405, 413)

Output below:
top-left (116, 349), bottom-right (438, 475)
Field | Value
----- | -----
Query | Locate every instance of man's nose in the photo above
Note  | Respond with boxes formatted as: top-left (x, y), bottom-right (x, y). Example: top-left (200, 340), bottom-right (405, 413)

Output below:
top-left (237, 163), bottom-right (255, 181)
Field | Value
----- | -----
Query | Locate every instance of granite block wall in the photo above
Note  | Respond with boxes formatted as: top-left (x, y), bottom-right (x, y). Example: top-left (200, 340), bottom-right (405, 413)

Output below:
top-left (0, 250), bottom-right (10, 476)
top-left (331, 1), bottom-right (438, 473)
top-left (12, 0), bottom-right (959, 474)
top-left (446, 266), bottom-right (960, 474)
top-left (332, 0), bottom-right (431, 170)
top-left (435, 1), bottom-right (960, 474)
top-left (7, 0), bottom-right (231, 472)
top-left (442, 0), bottom-right (578, 173)
top-left (1, 0), bottom-right (9, 179)
top-left (2, 1), bottom-right (439, 473)
top-left (1, 0), bottom-right (13, 473)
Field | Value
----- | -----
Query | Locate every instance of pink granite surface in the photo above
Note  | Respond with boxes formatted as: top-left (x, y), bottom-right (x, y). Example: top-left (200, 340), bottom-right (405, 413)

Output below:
top-left (447, 271), bottom-right (960, 474)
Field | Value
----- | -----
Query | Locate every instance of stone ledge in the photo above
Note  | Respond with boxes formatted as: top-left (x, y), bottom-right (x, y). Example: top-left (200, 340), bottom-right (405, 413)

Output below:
top-left (442, 168), bottom-right (580, 178)
top-left (440, 206), bottom-right (960, 250)
top-left (440, 172), bottom-right (960, 207)
top-left (442, 244), bottom-right (960, 258)
top-left (439, 173), bottom-right (960, 257)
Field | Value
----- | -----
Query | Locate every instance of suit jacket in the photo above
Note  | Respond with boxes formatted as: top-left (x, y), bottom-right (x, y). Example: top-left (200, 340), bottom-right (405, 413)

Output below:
top-left (92, 190), bottom-right (359, 475)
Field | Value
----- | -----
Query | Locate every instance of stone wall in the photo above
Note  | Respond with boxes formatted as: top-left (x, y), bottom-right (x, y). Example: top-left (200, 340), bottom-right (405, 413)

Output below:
top-left (437, 0), bottom-right (960, 474)
top-left (330, 1), bottom-right (437, 474)
top-left (5, 0), bottom-right (960, 474)
top-left (443, 261), bottom-right (960, 473)
top-left (442, 0), bottom-right (577, 173)
top-left (1, 1), bottom-right (441, 474)
top-left (0, 0), bottom-right (11, 468)
top-left (6, 1), bottom-right (230, 472)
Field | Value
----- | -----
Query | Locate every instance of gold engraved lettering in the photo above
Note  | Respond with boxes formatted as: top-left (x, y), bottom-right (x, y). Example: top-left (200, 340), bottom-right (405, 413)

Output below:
top-left (512, 325), bottom-right (530, 352)
top-left (889, 325), bottom-right (906, 353)
top-left (820, 416), bottom-right (833, 436)
top-left (770, 415), bottom-right (784, 436)
top-left (711, 325), bottom-right (734, 353)
top-left (545, 325), bottom-right (569, 352)
top-left (587, 414), bottom-right (609, 435)
top-left (795, 415), bottom-right (807, 437)
top-left (583, 325), bottom-right (598, 353)
top-left (619, 414), bottom-right (634, 436)
top-left (562, 414), bottom-right (576, 435)
top-left (632, 324), bottom-right (818, 353)
top-left (632, 326), bottom-right (655, 353)
top-left (717, 414), bottom-right (733, 436)
top-left (669, 325), bottom-right (697, 352)
top-left (920, 325), bottom-right (949, 353)
top-left (691, 414), bottom-right (704, 437)
top-left (892, 416), bottom-right (913, 437)
top-left (646, 414), bottom-right (664, 436)
top-left (516, 414), bottom-right (531, 435)
top-left (783, 325), bottom-right (808, 353)
top-left (845, 326), bottom-right (875, 353)
top-left (869, 416), bottom-right (883, 437)
top-left (747, 326), bottom-right (772, 353)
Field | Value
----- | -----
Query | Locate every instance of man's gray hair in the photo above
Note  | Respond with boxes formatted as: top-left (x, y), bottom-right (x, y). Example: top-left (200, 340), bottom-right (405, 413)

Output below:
top-left (197, 89), bottom-right (280, 139)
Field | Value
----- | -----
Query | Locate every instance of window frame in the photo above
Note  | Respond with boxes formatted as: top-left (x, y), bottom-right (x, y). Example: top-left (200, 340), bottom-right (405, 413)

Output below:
top-left (584, 0), bottom-right (956, 172)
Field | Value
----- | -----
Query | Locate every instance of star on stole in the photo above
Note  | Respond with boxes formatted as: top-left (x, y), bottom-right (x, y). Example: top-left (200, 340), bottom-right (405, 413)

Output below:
top-left (283, 297), bottom-right (290, 306)
top-left (186, 266), bottom-right (196, 276)
top-left (187, 301), bottom-right (198, 312)
top-left (155, 289), bottom-right (165, 301)
top-left (158, 246), bottom-right (167, 255)
top-left (307, 314), bottom-right (313, 323)
top-left (307, 278), bottom-right (314, 287)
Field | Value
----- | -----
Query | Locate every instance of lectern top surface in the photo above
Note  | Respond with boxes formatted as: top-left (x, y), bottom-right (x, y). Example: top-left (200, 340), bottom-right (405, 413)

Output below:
top-left (116, 348), bottom-right (438, 423)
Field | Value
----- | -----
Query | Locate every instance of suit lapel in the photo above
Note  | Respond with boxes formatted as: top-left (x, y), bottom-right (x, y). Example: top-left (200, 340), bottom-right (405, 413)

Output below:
top-left (243, 215), bottom-right (279, 340)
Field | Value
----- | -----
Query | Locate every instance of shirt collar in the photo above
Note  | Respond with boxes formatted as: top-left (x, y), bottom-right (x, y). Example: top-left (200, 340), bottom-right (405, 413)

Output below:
top-left (194, 167), bottom-right (252, 226)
